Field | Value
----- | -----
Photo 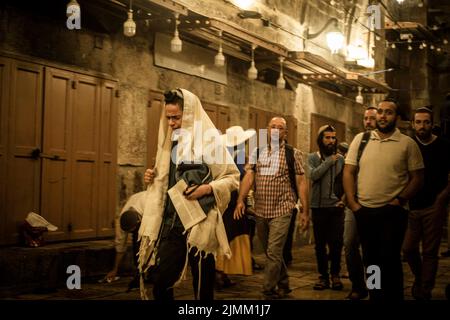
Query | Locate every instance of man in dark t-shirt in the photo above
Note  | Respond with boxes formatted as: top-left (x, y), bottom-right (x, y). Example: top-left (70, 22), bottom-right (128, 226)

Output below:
top-left (403, 107), bottom-right (450, 300)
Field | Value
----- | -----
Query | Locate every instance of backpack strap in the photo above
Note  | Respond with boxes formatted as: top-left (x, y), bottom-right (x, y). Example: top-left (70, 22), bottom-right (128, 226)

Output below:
top-left (357, 131), bottom-right (371, 165)
top-left (285, 144), bottom-right (299, 201)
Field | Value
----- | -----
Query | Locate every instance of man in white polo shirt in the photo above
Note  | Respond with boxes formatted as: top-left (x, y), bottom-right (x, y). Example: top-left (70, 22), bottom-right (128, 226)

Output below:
top-left (343, 98), bottom-right (424, 301)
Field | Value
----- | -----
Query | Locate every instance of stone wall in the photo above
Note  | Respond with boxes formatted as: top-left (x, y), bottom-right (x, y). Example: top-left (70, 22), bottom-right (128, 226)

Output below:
top-left (0, 1), bottom-right (374, 216)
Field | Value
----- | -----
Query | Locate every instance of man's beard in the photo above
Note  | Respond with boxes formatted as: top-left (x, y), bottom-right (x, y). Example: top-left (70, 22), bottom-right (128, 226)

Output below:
top-left (322, 144), bottom-right (335, 156)
top-left (376, 120), bottom-right (396, 133)
top-left (416, 129), bottom-right (432, 141)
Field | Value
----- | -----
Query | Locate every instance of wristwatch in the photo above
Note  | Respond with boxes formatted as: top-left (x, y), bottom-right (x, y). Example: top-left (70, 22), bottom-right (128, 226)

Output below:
top-left (396, 195), bottom-right (407, 206)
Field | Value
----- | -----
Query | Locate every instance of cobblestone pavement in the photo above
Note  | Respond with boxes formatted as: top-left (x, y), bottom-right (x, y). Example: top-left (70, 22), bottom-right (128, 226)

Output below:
top-left (6, 243), bottom-right (450, 301)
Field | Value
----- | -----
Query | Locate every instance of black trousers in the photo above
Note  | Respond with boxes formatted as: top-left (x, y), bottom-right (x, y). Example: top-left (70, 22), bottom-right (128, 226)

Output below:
top-left (311, 207), bottom-right (344, 278)
top-left (312, 207), bottom-right (344, 278)
top-left (149, 225), bottom-right (216, 300)
top-left (355, 205), bottom-right (408, 301)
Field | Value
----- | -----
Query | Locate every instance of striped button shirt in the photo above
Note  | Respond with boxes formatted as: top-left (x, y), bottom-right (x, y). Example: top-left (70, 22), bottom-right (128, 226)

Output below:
top-left (249, 143), bottom-right (305, 219)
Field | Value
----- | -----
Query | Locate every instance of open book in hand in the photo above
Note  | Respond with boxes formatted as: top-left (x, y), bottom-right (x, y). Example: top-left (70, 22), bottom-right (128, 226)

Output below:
top-left (168, 179), bottom-right (207, 231)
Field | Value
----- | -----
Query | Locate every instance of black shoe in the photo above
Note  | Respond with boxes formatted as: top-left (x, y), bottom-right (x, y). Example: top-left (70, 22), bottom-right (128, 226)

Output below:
top-left (277, 287), bottom-right (292, 298)
top-left (313, 276), bottom-right (330, 290)
top-left (411, 282), bottom-right (431, 300)
top-left (222, 274), bottom-right (236, 288)
top-left (346, 289), bottom-right (368, 300)
top-left (331, 275), bottom-right (343, 291)
top-left (262, 290), bottom-right (281, 300)
top-left (126, 275), bottom-right (140, 292)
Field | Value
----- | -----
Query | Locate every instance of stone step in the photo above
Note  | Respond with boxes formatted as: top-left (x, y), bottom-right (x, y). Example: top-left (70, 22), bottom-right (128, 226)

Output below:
top-left (0, 240), bottom-right (135, 298)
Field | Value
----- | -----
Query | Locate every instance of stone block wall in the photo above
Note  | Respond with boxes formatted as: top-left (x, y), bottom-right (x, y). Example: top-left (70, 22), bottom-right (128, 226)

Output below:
top-left (0, 1), bottom-right (374, 218)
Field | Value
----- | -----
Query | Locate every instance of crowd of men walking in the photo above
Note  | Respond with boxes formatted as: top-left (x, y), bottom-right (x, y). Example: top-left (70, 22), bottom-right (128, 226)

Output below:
top-left (105, 89), bottom-right (450, 301)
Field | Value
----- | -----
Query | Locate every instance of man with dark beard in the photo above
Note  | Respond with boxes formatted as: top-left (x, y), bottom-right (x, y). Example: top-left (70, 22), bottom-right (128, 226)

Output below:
top-left (343, 99), bottom-right (424, 301)
top-left (402, 107), bottom-right (450, 300)
top-left (307, 125), bottom-right (345, 291)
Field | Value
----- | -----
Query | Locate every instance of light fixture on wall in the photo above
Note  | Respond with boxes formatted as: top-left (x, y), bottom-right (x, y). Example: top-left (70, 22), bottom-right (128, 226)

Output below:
top-left (123, 0), bottom-right (136, 37)
top-left (248, 44), bottom-right (258, 80)
top-left (304, 18), bottom-right (345, 54)
top-left (327, 28), bottom-right (345, 54)
top-left (214, 30), bottom-right (225, 67)
top-left (277, 56), bottom-right (286, 89)
top-left (171, 13), bottom-right (182, 53)
top-left (356, 86), bottom-right (363, 104)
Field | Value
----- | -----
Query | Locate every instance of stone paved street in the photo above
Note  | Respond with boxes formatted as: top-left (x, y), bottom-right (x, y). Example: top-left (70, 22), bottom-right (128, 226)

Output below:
top-left (6, 243), bottom-right (449, 301)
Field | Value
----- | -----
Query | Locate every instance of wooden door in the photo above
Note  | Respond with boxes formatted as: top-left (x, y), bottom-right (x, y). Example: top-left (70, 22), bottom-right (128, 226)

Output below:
top-left (203, 104), bottom-right (217, 128)
top-left (216, 106), bottom-right (230, 135)
top-left (146, 91), bottom-right (164, 169)
top-left (41, 67), bottom-right (74, 241)
top-left (0, 57), bottom-right (10, 244)
top-left (286, 115), bottom-right (298, 148)
top-left (69, 74), bottom-right (100, 239)
top-left (310, 113), bottom-right (346, 153)
top-left (97, 80), bottom-right (118, 237)
top-left (5, 60), bottom-right (44, 244)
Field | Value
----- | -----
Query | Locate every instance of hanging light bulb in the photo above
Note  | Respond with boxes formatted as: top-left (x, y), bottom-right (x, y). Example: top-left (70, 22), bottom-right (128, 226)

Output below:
top-left (430, 44), bottom-right (435, 50)
top-left (123, 0), bottom-right (136, 37)
top-left (171, 13), bottom-right (182, 53)
top-left (437, 47), bottom-right (442, 52)
top-left (408, 45), bottom-right (413, 51)
top-left (396, 0), bottom-right (405, 4)
top-left (277, 56), bottom-right (285, 89)
top-left (214, 30), bottom-right (225, 67)
top-left (418, 1), bottom-right (424, 7)
top-left (422, 41), bottom-right (427, 48)
top-left (419, 44), bottom-right (424, 49)
top-left (391, 43), bottom-right (396, 49)
top-left (443, 39), bottom-right (449, 45)
top-left (248, 44), bottom-right (258, 80)
top-left (330, 0), bottom-right (336, 5)
top-left (407, 37), bottom-right (412, 43)
top-left (356, 86), bottom-right (363, 104)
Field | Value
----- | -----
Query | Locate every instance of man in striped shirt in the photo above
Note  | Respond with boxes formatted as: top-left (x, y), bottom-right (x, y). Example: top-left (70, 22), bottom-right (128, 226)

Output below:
top-left (234, 117), bottom-right (309, 299)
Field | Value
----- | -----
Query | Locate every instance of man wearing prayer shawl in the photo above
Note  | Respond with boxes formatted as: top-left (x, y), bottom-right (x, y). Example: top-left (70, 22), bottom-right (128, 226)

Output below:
top-left (138, 88), bottom-right (240, 300)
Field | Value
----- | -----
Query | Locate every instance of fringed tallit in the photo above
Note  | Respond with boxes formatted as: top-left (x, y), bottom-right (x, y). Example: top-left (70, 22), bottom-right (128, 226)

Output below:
top-left (137, 88), bottom-right (239, 299)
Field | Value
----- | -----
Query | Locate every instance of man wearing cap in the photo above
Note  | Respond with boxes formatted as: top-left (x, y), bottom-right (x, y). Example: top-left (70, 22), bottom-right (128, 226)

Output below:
top-left (105, 191), bottom-right (145, 288)
top-left (343, 106), bottom-right (377, 300)
top-left (308, 125), bottom-right (345, 291)
top-left (402, 107), bottom-right (450, 300)
top-left (343, 99), bottom-right (424, 300)
top-left (234, 117), bottom-right (309, 299)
